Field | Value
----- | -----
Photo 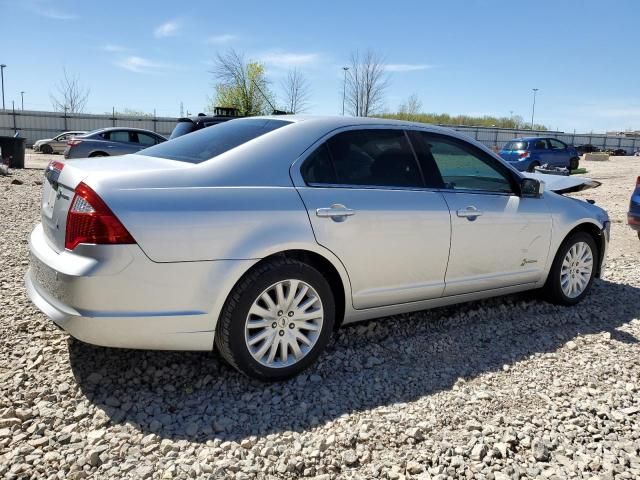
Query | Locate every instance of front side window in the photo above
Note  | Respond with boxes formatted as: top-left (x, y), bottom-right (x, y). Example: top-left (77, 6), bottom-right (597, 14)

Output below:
top-left (136, 133), bottom-right (158, 146)
top-left (419, 133), bottom-right (513, 194)
top-left (548, 139), bottom-right (566, 150)
top-left (309, 129), bottom-right (422, 188)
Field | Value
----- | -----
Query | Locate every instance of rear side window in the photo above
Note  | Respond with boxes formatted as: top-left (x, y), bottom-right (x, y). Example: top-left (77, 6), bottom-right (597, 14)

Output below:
top-left (548, 139), bottom-right (566, 150)
top-left (503, 141), bottom-right (528, 151)
top-left (107, 131), bottom-right (131, 143)
top-left (302, 129), bottom-right (422, 188)
top-left (137, 132), bottom-right (159, 146)
top-left (141, 119), bottom-right (291, 164)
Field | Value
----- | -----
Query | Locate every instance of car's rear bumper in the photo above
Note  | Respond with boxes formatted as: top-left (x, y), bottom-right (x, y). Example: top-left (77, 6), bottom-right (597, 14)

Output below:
top-left (25, 223), bottom-right (257, 350)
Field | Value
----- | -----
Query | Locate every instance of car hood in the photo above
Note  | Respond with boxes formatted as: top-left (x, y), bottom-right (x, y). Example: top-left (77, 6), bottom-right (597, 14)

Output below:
top-left (35, 138), bottom-right (52, 145)
top-left (523, 172), bottom-right (602, 194)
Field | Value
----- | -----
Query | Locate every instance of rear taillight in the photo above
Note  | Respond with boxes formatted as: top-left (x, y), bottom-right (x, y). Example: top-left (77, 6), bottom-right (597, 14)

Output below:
top-left (636, 176), bottom-right (640, 186)
top-left (65, 182), bottom-right (135, 250)
top-left (518, 151), bottom-right (530, 159)
top-left (67, 139), bottom-right (82, 147)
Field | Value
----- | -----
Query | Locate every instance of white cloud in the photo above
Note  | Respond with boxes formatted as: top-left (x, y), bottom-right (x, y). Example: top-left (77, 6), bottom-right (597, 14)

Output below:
top-left (117, 56), bottom-right (171, 74)
top-left (154, 20), bottom-right (180, 38)
top-left (258, 51), bottom-right (320, 68)
top-left (25, 0), bottom-right (77, 20)
top-left (206, 34), bottom-right (237, 44)
top-left (385, 64), bottom-right (432, 72)
top-left (103, 44), bottom-right (128, 53)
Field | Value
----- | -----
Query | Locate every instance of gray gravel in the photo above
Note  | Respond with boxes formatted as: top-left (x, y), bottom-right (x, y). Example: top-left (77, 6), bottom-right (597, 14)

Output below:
top-left (1, 168), bottom-right (639, 479)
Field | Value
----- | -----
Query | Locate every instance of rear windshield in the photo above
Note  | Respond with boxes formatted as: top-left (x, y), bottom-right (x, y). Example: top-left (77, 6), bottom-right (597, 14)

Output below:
top-left (502, 141), bottom-right (528, 151)
top-left (140, 118), bottom-right (291, 164)
top-left (169, 121), bottom-right (196, 139)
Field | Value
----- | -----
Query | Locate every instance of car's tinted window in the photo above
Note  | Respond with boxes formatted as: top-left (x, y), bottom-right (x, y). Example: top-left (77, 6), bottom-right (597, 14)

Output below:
top-left (502, 141), bottom-right (528, 151)
top-left (533, 139), bottom-right (548, 150)
top-left (548, 139), bottom-right (566, 150)
top-left (322, 129), bottom-right (422, 188)
top-left (137, 132), bottom-right (158, 146)
top-left (169, 121), bottom-right (196, 139)
top-left (301, 143), bottom-right (336, 184)
top-left (419, 133), bottom-right (513, 193)
top-left (140, 119), bottom-right (291, 164)
top-left (107, 131), bottom-right (131, 143)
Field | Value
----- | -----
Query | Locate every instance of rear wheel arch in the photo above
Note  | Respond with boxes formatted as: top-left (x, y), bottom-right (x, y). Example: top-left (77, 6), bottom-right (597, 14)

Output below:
top-left (89, 151), bottom-right (108, 157)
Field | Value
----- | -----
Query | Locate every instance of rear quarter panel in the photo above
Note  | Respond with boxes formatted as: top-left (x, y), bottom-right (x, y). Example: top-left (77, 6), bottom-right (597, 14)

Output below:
top-left (103, 185), bottom-right (319, 263)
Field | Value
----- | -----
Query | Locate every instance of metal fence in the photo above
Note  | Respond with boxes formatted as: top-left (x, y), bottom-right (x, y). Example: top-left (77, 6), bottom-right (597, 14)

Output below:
top-left (448, 125), bottom-right (640, 154)
top-left (0, 109), bottom-right (178, 146)
top-left (2, 109), bottom-right (639, 154)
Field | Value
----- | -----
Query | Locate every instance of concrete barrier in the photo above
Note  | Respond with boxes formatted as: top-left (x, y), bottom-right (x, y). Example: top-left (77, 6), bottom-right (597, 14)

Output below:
top-left (584, 153), bottom-right (610, 161)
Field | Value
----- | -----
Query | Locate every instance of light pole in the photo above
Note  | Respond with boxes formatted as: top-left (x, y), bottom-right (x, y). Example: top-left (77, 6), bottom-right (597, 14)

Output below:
top-left (530, 88), bottom-right (539, 130)
top-left (341, 67), bottom-right (349, 116)
top-left (20, 91), bottom-right (24, 110)
top-left (0, 64), bottom-right (6, 110)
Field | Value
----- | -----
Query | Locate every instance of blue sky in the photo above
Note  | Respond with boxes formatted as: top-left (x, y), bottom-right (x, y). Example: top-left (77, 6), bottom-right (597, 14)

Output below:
top-left (1, 0), bottom-right (639, 132)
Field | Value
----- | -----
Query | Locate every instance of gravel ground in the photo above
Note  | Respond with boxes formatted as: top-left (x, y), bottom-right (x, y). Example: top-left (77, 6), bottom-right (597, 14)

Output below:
top-left (1, 160), bottom-right (639, 480)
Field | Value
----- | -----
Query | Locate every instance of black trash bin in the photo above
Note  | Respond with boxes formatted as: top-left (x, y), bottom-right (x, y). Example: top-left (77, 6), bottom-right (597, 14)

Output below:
top-left (0, 136), bottom-right (26, 169)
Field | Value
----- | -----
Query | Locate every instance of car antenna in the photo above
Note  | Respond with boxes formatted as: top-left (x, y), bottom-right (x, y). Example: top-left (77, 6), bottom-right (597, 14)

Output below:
top-left (251, 78), bottom-right (290, 115)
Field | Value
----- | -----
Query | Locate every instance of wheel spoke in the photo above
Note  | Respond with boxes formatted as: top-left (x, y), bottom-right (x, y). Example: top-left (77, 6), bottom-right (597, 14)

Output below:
top-left (293, 329), bottom-right (313, 347)
top-left (284, 280), bottom-right (299, 310)
top-left (247, 319), bottom-right (273, 329)
top-left (275, 283), bottom-right (286, 308)
top-left (247, 328), bottom-right (272, 346)
top-left (249, 305), bottom-right (275, 320)
top-left (291, 285), bottom-right (309, 309)
top-left (289, 335), bottom-right (304, 359)
top-left (267, 337), bottom-right (280, 364)
top-left (253, 331), bottom-right (276, 359)
top-left (297, 296), bottom-right (319, 313)
top-left (260, 292), bottom-right (277, 312)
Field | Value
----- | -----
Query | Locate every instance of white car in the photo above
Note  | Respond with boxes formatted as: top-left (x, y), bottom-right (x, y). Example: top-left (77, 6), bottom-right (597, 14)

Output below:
top-left (26, 116), bottom-right (609, 381)
top-left (33, 131), bottom-right (87, 154)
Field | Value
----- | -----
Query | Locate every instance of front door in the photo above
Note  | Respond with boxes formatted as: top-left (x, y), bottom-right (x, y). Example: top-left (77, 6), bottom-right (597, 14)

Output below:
top-left (416, 131), bottom-right (552, 296)
top-left (294, 129), bottom-right (451, 309)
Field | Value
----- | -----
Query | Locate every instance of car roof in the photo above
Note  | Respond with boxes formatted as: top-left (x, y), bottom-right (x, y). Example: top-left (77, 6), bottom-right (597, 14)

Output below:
top-left (509, 136), bottom-right (552, 142)
top-left (90, 127), bottom-right (163, 134)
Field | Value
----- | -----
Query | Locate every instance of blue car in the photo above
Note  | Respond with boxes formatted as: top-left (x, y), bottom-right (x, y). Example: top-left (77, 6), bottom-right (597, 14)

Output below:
top-left (629, 176), bottom-right (640, 240)
top-left (500, 137), bottom-right (580, 172)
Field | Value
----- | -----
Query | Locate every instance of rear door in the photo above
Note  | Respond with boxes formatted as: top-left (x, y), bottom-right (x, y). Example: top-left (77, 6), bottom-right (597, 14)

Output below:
top-left (531, 139), bottom-right (552, 165)
top-left (417, 132), bottom-right (552, 296)
top-left (294, 128), bottom-right (451, 309)
top-left (51, 134), bottom-right (68, 153)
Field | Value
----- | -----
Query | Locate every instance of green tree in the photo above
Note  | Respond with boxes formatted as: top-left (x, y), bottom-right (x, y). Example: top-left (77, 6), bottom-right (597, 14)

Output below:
top-left (209, 50), bottom-right (274, 116)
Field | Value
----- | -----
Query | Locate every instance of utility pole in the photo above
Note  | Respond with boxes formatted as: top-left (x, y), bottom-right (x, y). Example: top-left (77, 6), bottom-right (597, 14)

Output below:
top-left (530, 88), bottom-right (539, 130)
top-left (0, 64), bottom-right (6, 110)
top-left (342, 67), bottom-right (349, 116)
top-left (20, 91), bottom-right (24, 110)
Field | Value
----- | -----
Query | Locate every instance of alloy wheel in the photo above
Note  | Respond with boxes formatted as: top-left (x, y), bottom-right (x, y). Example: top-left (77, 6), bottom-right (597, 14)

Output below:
top-left (560, 241), bottom-right (594, 298)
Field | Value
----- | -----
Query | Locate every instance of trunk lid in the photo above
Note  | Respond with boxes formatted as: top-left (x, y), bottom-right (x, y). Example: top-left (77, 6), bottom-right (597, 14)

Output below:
top-left (40, 155), bottom-right (186, 253)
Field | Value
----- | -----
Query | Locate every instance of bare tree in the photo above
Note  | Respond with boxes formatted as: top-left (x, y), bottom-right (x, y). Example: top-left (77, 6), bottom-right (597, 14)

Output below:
top-left (398, 94), bottom-right (422, 117)
top-left (50, 68), bottom-right (90, 113)
top-left (210, 49), bottom-right (273, 116)
top-left (281, 68), bottom-right (311, 113)
top-left (345, 50), bottom-right (389, 117)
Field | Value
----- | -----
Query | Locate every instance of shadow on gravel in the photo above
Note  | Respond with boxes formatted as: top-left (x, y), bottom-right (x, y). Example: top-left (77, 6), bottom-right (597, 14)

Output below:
top-left (68, 278), bottom-right (640, 442)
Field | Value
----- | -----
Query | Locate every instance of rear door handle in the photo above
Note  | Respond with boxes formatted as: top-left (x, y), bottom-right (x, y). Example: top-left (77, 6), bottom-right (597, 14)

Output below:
top-left (316, 204), bottom-right (356, 221)
top-left (456, 206), bottom-right (483, 219)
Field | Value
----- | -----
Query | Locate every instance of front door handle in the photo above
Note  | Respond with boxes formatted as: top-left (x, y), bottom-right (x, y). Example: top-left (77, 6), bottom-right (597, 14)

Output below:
top-left (316, 204), bottom-right (356, 221)
top-left (456, 206), bottom-right (483, 219)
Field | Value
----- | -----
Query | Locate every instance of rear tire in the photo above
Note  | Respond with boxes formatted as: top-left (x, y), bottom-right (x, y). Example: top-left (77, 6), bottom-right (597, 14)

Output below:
top-left (527, 161), bottom-right (540, 173)
top-left (41, 144), bottom-right (53, 154)
top-left (542, 232), bottom-right (597, 305)
top-left (215, 257), bottom-right (335, 382)
top-left (570, 157), bottom-right (580, 170)
top-left (89, 152), bottom-right (108, 157)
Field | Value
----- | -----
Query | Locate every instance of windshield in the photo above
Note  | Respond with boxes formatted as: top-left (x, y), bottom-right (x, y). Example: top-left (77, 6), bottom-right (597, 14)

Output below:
top-left (139, 118), bottom-right (291, 164)
top-left (502, 141), bottom-right (528, 151)
top-left (169, 121), bottom-right (196, 139)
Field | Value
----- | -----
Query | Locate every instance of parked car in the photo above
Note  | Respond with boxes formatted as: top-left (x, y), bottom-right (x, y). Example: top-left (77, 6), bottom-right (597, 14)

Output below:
top-left (33, 131), bottom-right (87, 154)
top-left (608, 148), bottom-right (628, 156)
top-left (576, 144), bottom-right (600, 155)
top-left (628, 176), bottom-right (640, 240)
top-left (27, 116), bottom-right (609, 381)
top-left (63, 128), bottom-right (166, 159)
top-left (500, 137), bottom-right (581, 172)
top-left (170, 109), bottom-right (242, 139)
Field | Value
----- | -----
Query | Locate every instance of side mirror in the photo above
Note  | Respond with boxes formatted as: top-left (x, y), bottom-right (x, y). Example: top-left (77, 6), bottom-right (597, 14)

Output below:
top-left (521, 178), bottom-right (544, 198)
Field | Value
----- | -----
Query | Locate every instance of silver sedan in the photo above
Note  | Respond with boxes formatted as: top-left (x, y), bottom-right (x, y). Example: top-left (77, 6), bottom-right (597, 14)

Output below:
top-left (26, 116), bottom-right (610, 381)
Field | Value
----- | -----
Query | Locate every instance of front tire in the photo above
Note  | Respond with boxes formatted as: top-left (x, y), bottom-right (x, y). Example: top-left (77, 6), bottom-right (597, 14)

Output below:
top-left (570, 157), bottom-right (580, 170)
top-left (215, 257), bottom-right (335, 381)
top-left (543, 232), bottom-right (597, 305)
top-left (41, 144), bottom-right (53, 154)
